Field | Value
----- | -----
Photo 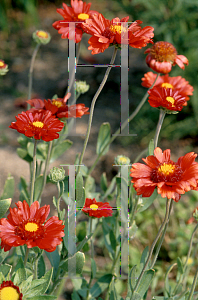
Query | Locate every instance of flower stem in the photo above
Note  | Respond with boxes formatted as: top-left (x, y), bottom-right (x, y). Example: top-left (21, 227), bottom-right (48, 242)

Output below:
top-left (87, 73), bottom-right (160, 177)
top-left (154, 109), bottom-right (166, 149)
top-left (27, 44), bottom-right (40, 109)
top-left (150, 199), bottom-right (173, 268)
top-left (24, 248), bottom-right (30, 267)
top-left (77, 47), bottom-right (118, 175)
top-left (187, 267), bottom-right (198, 300)
top-left (133, 198), bottom-right (171, 295)
top-left (173, 222), bottom-right (198, 295)
top-left (37, 140), bottom-right (53, 204)
top-left (30, 139), bottom-right (38, 205)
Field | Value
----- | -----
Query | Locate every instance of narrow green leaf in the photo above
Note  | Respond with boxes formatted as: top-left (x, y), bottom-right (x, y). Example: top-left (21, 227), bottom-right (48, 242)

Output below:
top-left (0, 198), bottom-right (12, 218)
top-left (18, 177), bottom-right (29, 203)
top-left (28, 269), bottom-right (53, 297)
top-left (109, 230), bottom-right (117, 252)
top-left (38, 255), bottom-right (46, 279)
top-left (100, 173), bottom-right (108, 192)
top-left (0, 175), bottom-right (15, 200)
top-left (137, 189), bottom-right (158, 213)
top-left (90, 274), bottom-right (113, 297)
top-left (60, 252), bottom-right (85, 275)
top-left (34, 175), bottom-right (43, 201)
top-left (131, 292), bottom-right (141, 300)
top-left (0, 264), bottom-right (12, 278)
top-left (100, 176), bottom-right (116, 202)
top-left (72, 291), bottom-right (81, 300)
top-left (76, 233), bottom-right (93, 252)
top-left (50, 140), bottom-right (73, 162)
top-left (91, 258), bottom-right (97, 279)
top-left (129, 265), bottom-right (137, 292)
top-left (45, 249), bottom-right (60, 281)
top-left (76, 173), bottom-right (85, 207)
top-left (0, 249), bottom-right (8, 264)
top-left (148, 139), bottom-right (154, 155)
top-left (96, 122), bottom-right (111, 155)
top-left (136, 269), bottom-right (155, 298)
top-left (165, 262), bottom-right (177, 296)
top-left (177, 257), bottom-right (184, 275)
top-left (139, 246), bottom-right (149, 274)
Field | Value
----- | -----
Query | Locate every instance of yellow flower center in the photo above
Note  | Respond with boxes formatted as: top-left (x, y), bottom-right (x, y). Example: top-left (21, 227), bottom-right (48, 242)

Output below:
top-left (36, 30), bottom-right (48, 39)
top-left (52, 100), bottom-right (63, 108)
top-left (25, 222), bottom-right (39, 232)
top-left (158, 163), bottom-right (175, 176)
top-left (119, 157), bottom-right (128, 164)
top-left (166, 96), bottom-right (175, 107)
top-left (161, 83), bottom-right (174, 89)
top-left (110, 24), bottom-right (127, 34)
top-left (150, 41), bottom-right (177, 63)
top-left (78, 13), bottom-right (89, 20)
top-left (0, 287), bottom-right (20, 300)
top-left (90, 204), bottom-right (98, 211)
top-left (0, 61), bottom-right (5, 67)
top-left (32, 121), bottom-right (44, 128)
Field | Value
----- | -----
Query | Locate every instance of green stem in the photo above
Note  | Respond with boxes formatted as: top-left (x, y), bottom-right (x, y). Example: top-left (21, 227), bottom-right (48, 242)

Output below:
top-left (27, 43), bottom-right (40, 109)
top-left (173, 222), bottom-right (198, 294)
top-left (77, 47), bottom-right (118, 175)
top-left (57, 181), bottom-right (61, 219)
top-left (133, 198), bottom-right (171, 295)
top-left (24, 248), bottom-right (30, 267)
top-left (154, 109), bottom-right (166, 149)
top-left (30, 139), bottom-right (38, 205)
top-left (86, 218), bottom-right (94, 300)
top-left (37, 140), bottom-right (53, 203)
top-left (87, 73), bottom-right (160, 177)
top-left (150, 199), bottom-right (173, 269)
top-left (187, 267), bottom-right (198, 300)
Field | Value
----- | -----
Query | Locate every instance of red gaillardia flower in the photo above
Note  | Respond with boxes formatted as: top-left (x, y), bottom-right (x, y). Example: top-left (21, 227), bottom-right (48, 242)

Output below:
top-left (82, 14), bottom-right (154, 54)
top-left (145, 41), bottom-right (188, 74)
top-left (82, 198), bottom-right (113, 218)
top-left (142, 72), bottom-right (194, 101)
top-left (52, 0), bottom-right (99, 43)
top-left (0, 281), bottom-right (23, 300)
top-left (0, 201), bottom-right (65, 252)
top-left (9, 110), bottom-right (64, 142)
top-left (148, 87), bottom-right (187, 112)
top-left (27, 94), bottom-right (89, 119)
top-left (130, 147), bottom-right (198, 202)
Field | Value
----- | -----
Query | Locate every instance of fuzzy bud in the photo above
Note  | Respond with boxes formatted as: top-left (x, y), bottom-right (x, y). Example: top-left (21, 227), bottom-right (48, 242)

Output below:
top-left (49, 167), bottom-right (65, 183)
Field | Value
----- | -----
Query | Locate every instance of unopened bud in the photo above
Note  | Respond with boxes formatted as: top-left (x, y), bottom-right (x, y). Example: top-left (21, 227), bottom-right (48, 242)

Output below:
top-left (49, 167), bottom-right (65, 183)
top-left (76, 81), bottom-right (90, 94)
top-left (114, 155), bottom-right (130, 166)
top-left (0, 60), bottom-right (9, 76)
top-left (32, 30), bottom-right (51, 45)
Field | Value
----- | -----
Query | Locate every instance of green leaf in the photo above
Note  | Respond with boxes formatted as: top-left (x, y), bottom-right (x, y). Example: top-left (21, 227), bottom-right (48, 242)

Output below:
top-left (45, 249), bottom-right (59, 281)
top-left (76, 233), bottom-right (93, 252)
top-left (19, 275), bottom-right (33, 295)
top-left (27, 269), bottom-right (53, 297)
top-left (18, 177), bottom-right (29, 203)
top-left (0, 198), bottom-right (12, 218)
top-left (137, 189), bottom-right (158, 213)
top-left (91, 258), bottom-right (97, 280)
top-left (13, 268), bottom-right (26, 286)
top-left (139, 246), bottom-right (149, 274)
top-left (100, 176), bottom-right (116, 202)
top-left (177, 257), bottom-right (184, 275)
top-left (96, 122), bottom-right (111, 156)
top-left (0, 264), bottom-right (12, 279)
top-left (34, 175), bottom-right (43, 201)
top-left (0, 174), bottom-right (15, 200)
top-left (148, 139), bottom-right (154, 155)
top-left (50, 140), bottom-right (73, 162)
top-left (100, 173), bottom-right (108, 192)
top-left (136, 269), bottom-right (155, 298)
top-left (109, 230), bottom-right (117, 252)
top-left (0, 249), bottom-right (8, 264)
top-left (129, 265), bottom-right (137, 292)
top-left (60, 252), bottom-right (85, 275)
top-left (17, 148), bottom-right (33, 162)
top-left (38, 255), bottom-right (46, 279)
top-left (131, 292), bottom-right (141, 300)
top-left (129, 221), bottom-right (138, 240)
top-left (76, 173), bottom-right (85, 207)
top-left (90, 274), bottom-right (113, 297)
top-left (72, 291), bottom-right (81, 300)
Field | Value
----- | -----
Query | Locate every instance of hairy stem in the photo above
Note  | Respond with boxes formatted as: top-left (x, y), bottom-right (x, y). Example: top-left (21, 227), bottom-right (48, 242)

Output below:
top-left (30, 139), bottom-right (38, 205)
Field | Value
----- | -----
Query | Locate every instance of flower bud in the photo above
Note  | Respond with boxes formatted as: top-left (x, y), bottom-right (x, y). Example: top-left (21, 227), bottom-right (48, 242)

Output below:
top-left (0, 60), bottom-right (9, 76)
top-left (49, 167), bottom-right (65, 183)
top-left (114, 155), bottom-right (130, 165)
top-left (193, 208), bottom-right (198, 222)
top-left (76, 81), bottom-right (90, 95)
top-left (32, 30), bottom-right (51, 45)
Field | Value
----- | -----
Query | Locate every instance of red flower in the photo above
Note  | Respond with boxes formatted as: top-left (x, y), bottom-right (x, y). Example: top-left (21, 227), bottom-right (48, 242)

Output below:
top-left (148, 86), bottom-right (187, 112)
top-left (145, 41), bottom-right (188, 74)
top-left (0, 201), bottom-right (65, 252)
top-left (82, 198), bottom-right (113, 218)
top-left (82, 14), bottom-right (154, 54)
top-left (0, 281), bottom-right (23, 300)
top-left (142, 72), bottom-right (193, 101)
top-left (9, 110), bottom-right (64, 142)
top-left (130, 147), bottom-right (198, 202)
top-left (52, 0), bottom-right (98, 43)
top-left (27, 95), bottom-right (89, 119)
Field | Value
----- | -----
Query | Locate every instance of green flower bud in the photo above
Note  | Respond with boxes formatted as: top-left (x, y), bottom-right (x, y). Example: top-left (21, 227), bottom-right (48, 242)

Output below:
top-left (114, 155), bottom-right (130, 165)
top-left (0, 60), bottom-right (9, 76)
top-left (193, 208), bottom-right (198, 222)
top-left (32, 30), bottom-right (51, 45)
top-left (76, 81), bottom-right (90, 94)
top-left (49, 167), bottom-right (65, 183)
